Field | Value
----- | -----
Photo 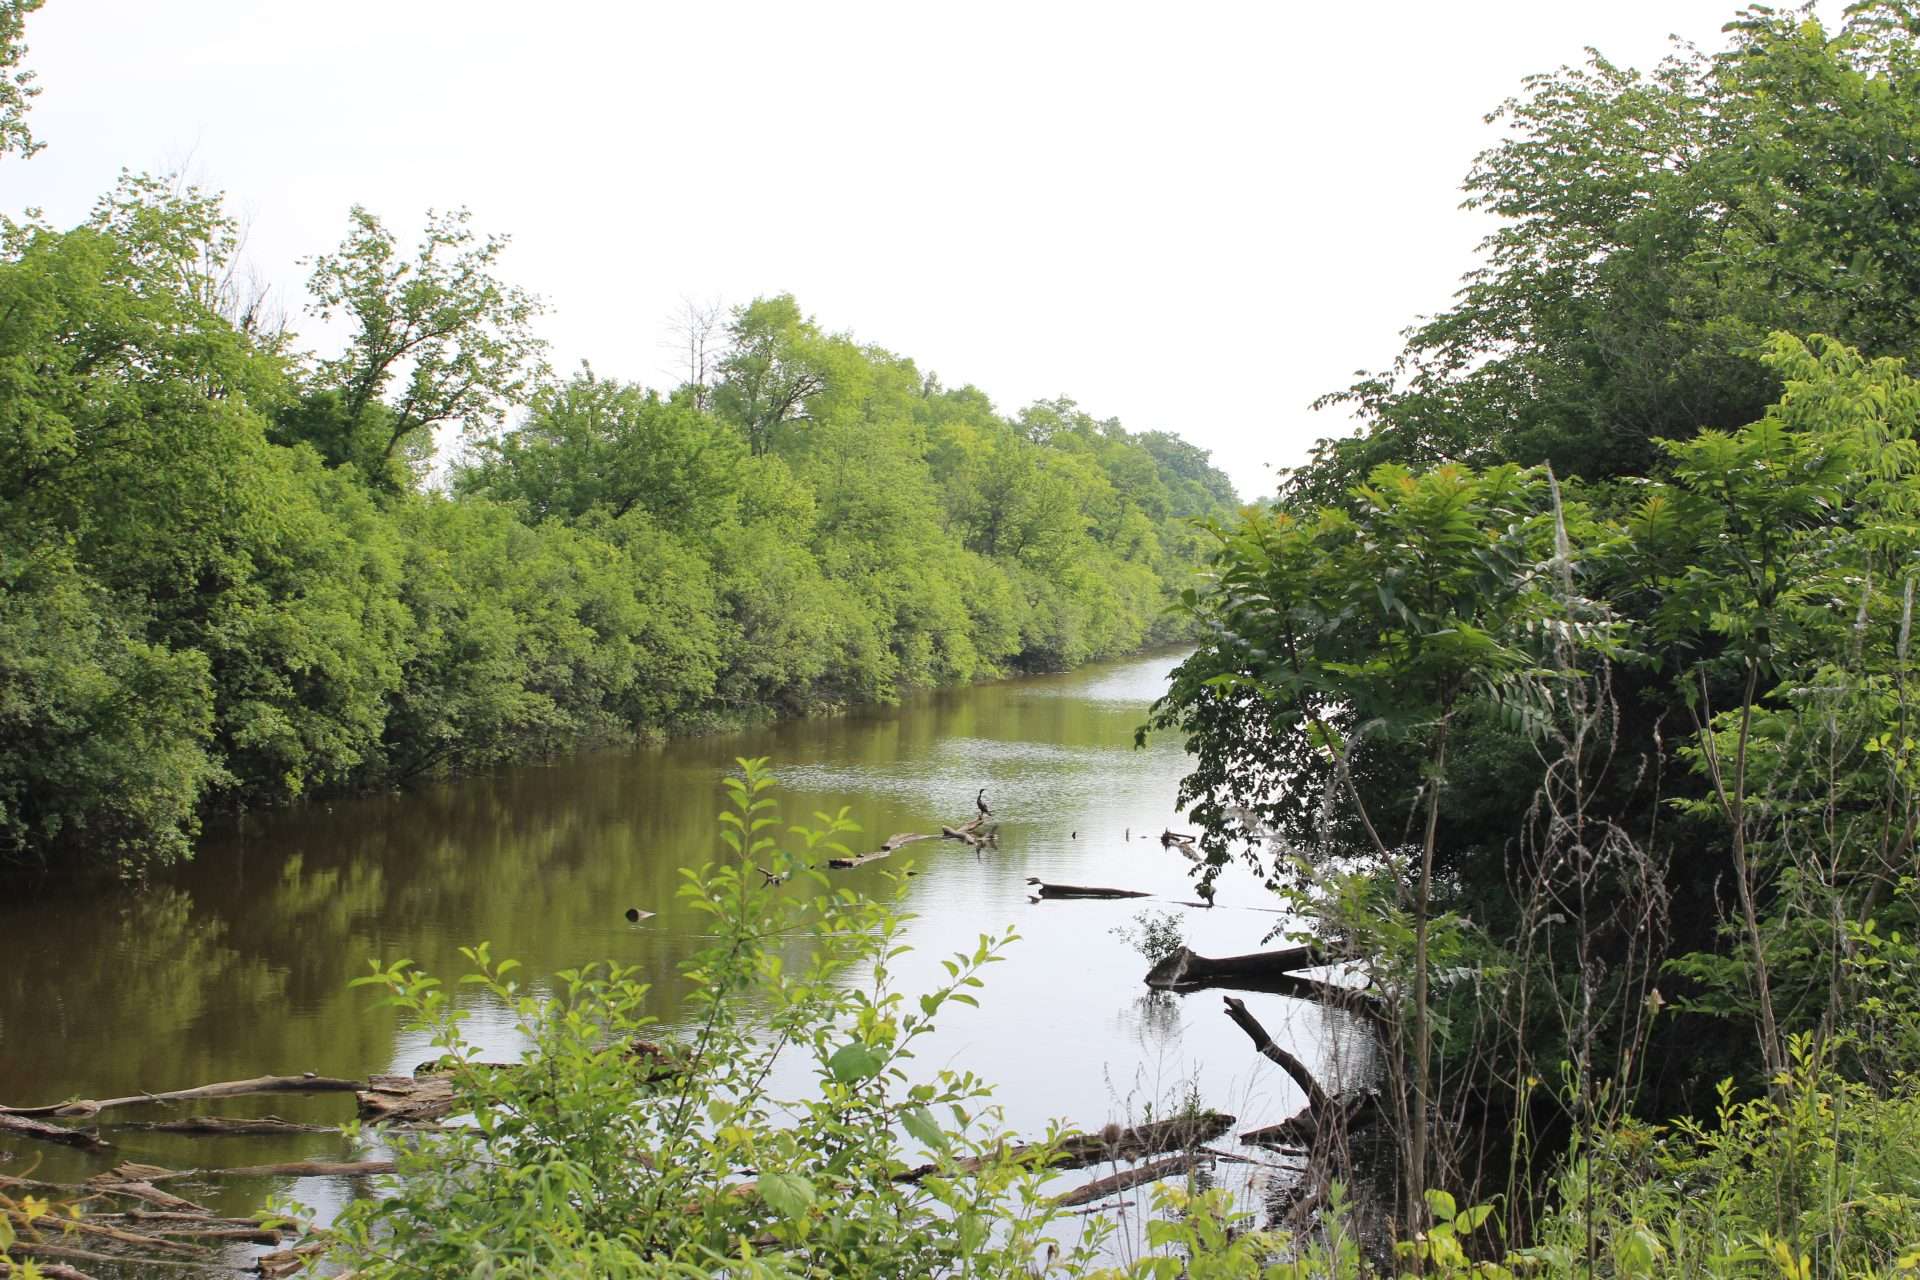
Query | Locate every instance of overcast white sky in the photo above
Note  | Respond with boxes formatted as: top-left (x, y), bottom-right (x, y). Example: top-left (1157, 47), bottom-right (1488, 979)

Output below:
top-left (8, 2), bottom-right (1806, 499)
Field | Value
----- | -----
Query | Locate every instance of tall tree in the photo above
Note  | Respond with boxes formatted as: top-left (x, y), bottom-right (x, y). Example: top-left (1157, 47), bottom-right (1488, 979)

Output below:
top-left (292, 206), bottom-right (546, 485)
top-left (712, 295), bottom-right (834, 457)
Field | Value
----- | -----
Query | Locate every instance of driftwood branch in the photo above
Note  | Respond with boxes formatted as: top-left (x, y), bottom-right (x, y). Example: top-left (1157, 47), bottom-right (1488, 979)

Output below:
top-left (0, 1114), bottom-right (108, 1151)
top-left (828, 831), bottom-right (937, 869)
top-left (829, 802), bottom-right (998, 871)
top-left (1222, 996), bottom-right (1332, 1117)
top-left (901, 1110), bottom-right (1233, 1181)
top-left (1053, 1154), bottom-right (1195, 1208)
top-left (1145, 945), bottom-right (1328, 990)
top-left (1, 1074), bottom-right (363, 1120)
top-left (1026, 878), bottom-right (1151, 900)
top-left (0, 1259), bottom-right (98, 1280)
top-left (5, 1206), bottom-right (210, 1256)
top-left (107, 1115), bottom-right (336, 1136)
top-left (197, 1159), bottom-right (395, 1180)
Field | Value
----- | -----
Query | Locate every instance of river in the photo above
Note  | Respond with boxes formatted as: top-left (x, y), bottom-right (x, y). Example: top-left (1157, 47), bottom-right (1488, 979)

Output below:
top-left (0, 649), bottom-right (1370, 1268)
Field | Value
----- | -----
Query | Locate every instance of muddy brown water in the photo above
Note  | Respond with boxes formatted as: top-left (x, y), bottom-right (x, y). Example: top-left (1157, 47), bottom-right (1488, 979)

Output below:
top-left (0, 649), bottom-right (1371, 1270)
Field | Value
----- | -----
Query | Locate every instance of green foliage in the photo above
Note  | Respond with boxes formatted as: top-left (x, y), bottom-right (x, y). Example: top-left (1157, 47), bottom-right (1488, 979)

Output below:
top-left (0, 162), bottom-right (1236, 876)
top-left (1295, 3), bottom-right (1920, 501)
top-left (315, 761), bottom-right (1102, 1277)
top-left (0, 0), bottom-right (41, 162)
top-left (1518, 1044), bottom-right (1920, 1279)
top-left (1112, 909), bottom-right (1187, 967)
top-left (289, 205), bottom-right (548, 486)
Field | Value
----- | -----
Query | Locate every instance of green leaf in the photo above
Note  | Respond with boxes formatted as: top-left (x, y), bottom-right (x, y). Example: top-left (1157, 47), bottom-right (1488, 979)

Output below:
top-left (828, 1042), bottom-right (882, 1084)
top-left (758, 1170), bottom-right (815, 1219)
top-left (900, 1104), bottom-right (948, 1151)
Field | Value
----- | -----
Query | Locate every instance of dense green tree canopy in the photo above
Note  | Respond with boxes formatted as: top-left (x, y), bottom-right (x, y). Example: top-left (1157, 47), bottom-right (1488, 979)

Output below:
top-left (0, 182), bottom-right (1236, 876)
top-left (1291, 2), bottom-right (1920, 506)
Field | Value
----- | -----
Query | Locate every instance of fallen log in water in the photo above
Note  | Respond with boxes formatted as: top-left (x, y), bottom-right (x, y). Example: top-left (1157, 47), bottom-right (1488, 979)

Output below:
top-left (357, 1071), bottom-right (460, 1124)
top-left (108, 1115), bottom-right (336, 1137)
top-left (1240, 1092), bottom-right (1383, 1150)
top-left (3, 1238), bottom-right (208, 1271)
top-left (3, 1206), bottom-right (207, 1257)
top-left (198, 1159), bottom-right (395, 1179)
top-left (1144, 944), bottom-right (1328, 991)
top-left (900, 1110), bottom-right (1233, 1181)
top-left (1026, 878), bottom-right (1151, 900)
top-left (0, 1259), bottom-right (97, 1280)
top-left (828, 807), bottom-right (994, 869)
top-left (1218, 994), bottom-right (1383, 1162)
top-left (828, 831), bottom-right (938, 869)
top-left (0, 1074), bottom-right (364, 1121)
top-left (257, 1241), bottom-right (330, 1279)
top-left (1053, 1154), bottom-right (1195, 1208)
top-left (0, 1113), bottom-right (108, 1151)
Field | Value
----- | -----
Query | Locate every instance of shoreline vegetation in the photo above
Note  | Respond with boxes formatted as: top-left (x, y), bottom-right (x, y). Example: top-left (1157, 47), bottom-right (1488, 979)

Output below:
top-left (15, 1), bottom-right (1920, 1277)
top-left (0, 161), bottom-right (1238, 880)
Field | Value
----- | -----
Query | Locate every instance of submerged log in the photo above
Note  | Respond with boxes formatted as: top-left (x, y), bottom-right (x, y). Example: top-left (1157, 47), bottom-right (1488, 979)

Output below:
top-left (356, 1071), bottom-right (459, 1124)
top-left (901, 1110), bottom-right (1233, 1181)
top-left (1053, 1111), bottom-right (1233, 1167)
top-left (1053, 1154), bottom-right (1195, 1208)
top-left (257, 1241), bottom-right (330, 1279)
top-left (1241, 1092), bottom-right (1382, 1150)
top-left (1144, 944), bottom-right (1330, 991)
top-left (1, 1074), bottom-right (363, 1120)
top-left (0, 1113), bottom-right (108, 1151)
top-left (108, 1115), bottom-right (336, 1137)
top-left (202, 1159), bottom-right (394, 1179)
top-left (1026, 878), bottom-right (1151, 900)
top-left (3, 1207), bottom-right (206, 1257)
top-left (0, 1260), bottom-right (98, 1280)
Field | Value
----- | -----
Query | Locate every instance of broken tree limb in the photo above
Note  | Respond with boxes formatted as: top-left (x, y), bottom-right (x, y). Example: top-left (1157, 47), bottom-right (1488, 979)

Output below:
top-left (1053, 1154), bottom-right (1196, 1208)
top-left (0, 1114), bottom-right (108, 1151)
top-left (1221, 996), bottom-right (1333, 1117)
top-left (1025, 878), bottom-right (1151, 900)
top-left (0, 1259), bottom-right (97, 1280)
top-left (1241, 1092), bottom-right (1383, 1150)
top-left (828, 814), bottom-right (992, 868)
top-left (2, 1239), bottom-right (208, 1271)
top-left (106, 1115), bottom-right (336, 1137)
top-left (1144, 944), bottom-right (1329, 990)
top-left (256, 1241), bottom-right (330, 1279)
top-left (198, 1159), bottom-right (395, 1179)
top-left (828, 831), bottom-right (938, 869)
top-left (356, 1071), bottom-right (458, 1123)
top-left (901, 1110), bottom-right (1233, 1181)
top-left (3, 1207), bottom-right (206, 1257)
top-left (1, 1074), bottom-right (364, 1120)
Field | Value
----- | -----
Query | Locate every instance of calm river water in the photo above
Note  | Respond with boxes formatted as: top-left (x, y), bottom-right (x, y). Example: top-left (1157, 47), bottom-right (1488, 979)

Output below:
top-left (0, 649), bottom-right (1370, 1265)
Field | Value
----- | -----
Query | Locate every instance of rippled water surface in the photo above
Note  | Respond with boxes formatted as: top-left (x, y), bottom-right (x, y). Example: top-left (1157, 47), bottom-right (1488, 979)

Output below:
top-left (0, 649), bottom-right (1370, 1264)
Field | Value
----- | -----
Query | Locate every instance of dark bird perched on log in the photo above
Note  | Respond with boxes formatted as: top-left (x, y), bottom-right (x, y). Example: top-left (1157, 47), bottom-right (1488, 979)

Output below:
top-left (976, 788), bottom-right (992, 818)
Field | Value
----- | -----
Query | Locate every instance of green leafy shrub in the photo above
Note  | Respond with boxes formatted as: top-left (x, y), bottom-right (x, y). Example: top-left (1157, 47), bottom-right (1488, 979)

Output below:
top-left (315, 760), bottom-right (1104, 1276)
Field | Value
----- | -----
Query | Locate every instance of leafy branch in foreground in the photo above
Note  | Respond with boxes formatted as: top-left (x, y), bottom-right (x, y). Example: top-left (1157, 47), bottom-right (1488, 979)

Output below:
top-left (313, 758), bottom-right (1101, 1277)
